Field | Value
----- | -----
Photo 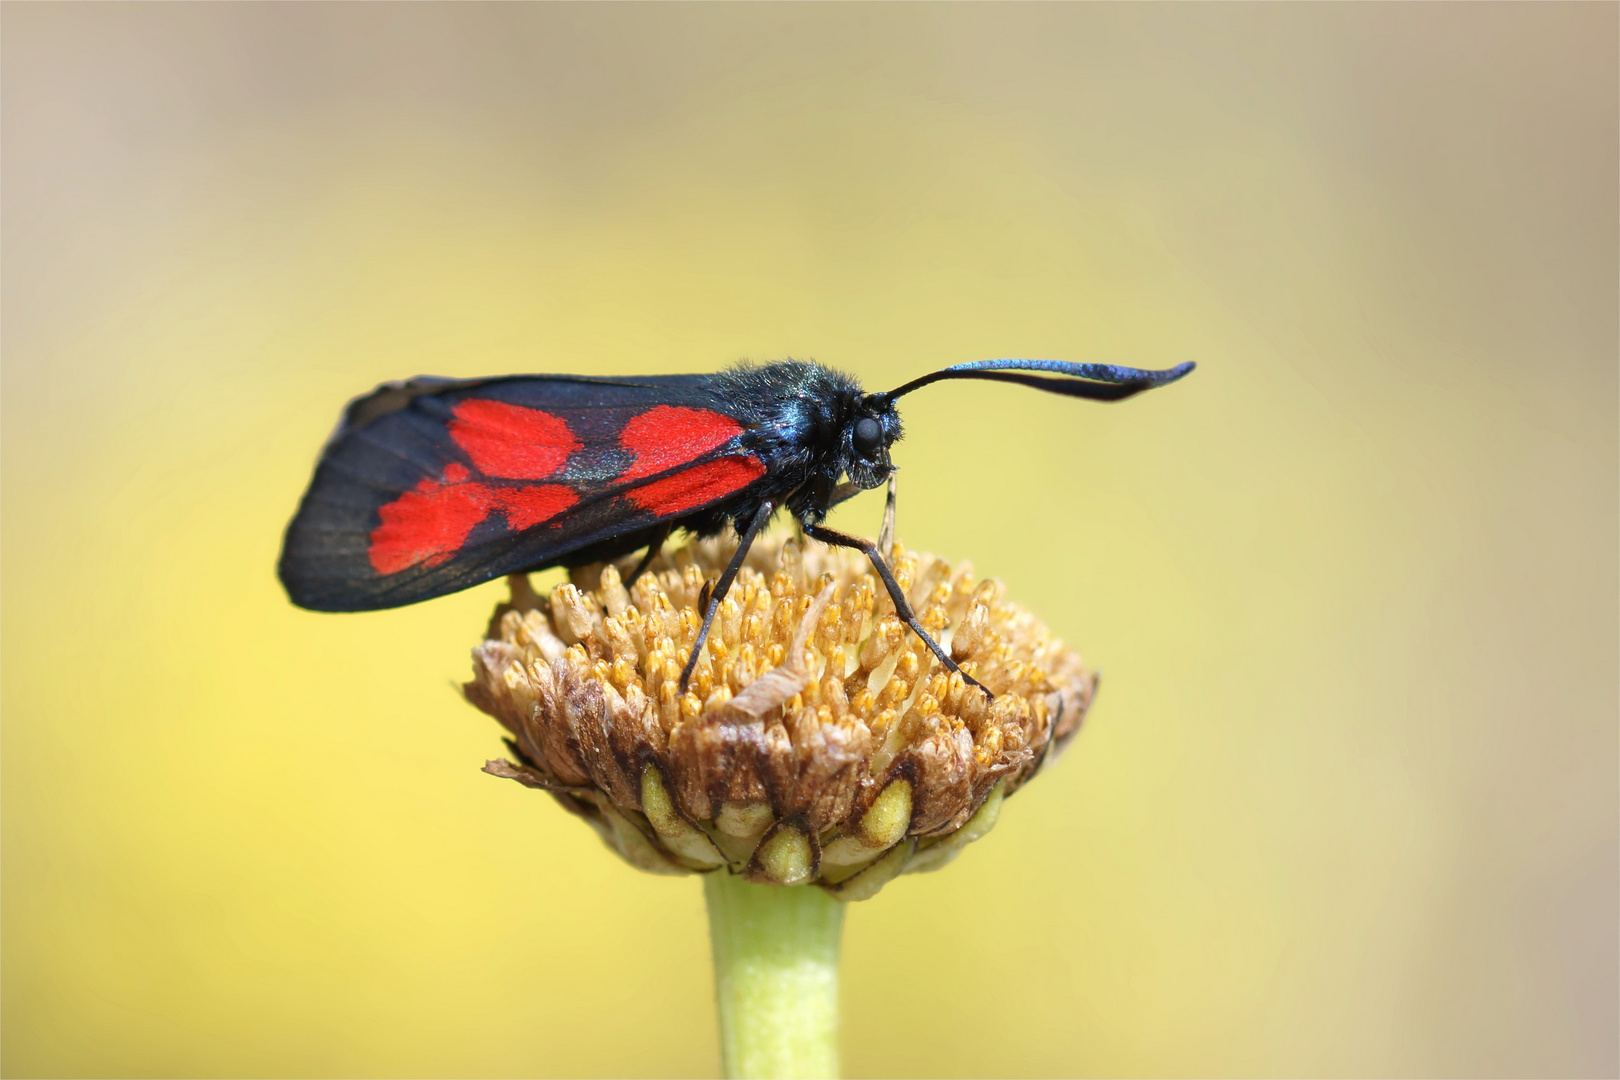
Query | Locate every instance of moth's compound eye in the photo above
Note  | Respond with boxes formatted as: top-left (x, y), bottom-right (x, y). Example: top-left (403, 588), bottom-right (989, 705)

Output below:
top-left (853, 417), bottom-right (884, 458)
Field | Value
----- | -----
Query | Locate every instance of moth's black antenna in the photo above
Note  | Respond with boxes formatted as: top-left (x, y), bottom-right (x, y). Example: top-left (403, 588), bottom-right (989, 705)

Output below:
top-left (880, 359), bottom-right (1195, 404)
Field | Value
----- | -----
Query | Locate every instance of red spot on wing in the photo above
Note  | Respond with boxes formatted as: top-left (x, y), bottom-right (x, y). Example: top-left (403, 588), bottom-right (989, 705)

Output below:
top-left (368, 467), bottom-right (579, 575)
top-left (449, 399), bottom-right (581, 480)
top-left (492, 484), bottom-right (578, 530)
top-left (620, 406), bottom-right (745, 481)
top-left (627, 456), bottom-right (766, 516)
top-left (369, 471), bottom-right (495, 575)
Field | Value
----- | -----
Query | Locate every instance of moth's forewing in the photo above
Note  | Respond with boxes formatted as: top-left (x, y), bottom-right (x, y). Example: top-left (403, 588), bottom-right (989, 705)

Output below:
top-left (278, 375), bottom-right (769, 611)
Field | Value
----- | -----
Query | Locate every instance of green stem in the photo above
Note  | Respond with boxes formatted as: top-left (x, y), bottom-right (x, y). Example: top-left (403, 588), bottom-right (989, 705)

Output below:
top-left (703, 872), bottom-right (846, 1079)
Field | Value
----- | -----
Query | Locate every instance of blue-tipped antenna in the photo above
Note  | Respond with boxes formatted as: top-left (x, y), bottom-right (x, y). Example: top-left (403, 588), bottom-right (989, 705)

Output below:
top-left (882, 358), bottom-right (1195, 403)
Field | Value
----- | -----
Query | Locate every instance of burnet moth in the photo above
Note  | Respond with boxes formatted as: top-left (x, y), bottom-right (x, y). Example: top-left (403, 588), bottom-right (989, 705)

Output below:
top-left (278, 358), bottom-right (1194, 695)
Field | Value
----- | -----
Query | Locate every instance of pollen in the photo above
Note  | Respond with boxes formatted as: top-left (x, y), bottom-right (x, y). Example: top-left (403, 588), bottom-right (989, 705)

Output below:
top-left (464, 533), bottom-right (1097, 899)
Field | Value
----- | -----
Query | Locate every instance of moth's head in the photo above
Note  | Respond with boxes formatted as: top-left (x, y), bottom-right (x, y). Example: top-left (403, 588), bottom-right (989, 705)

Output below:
top-left (844, 394), bottom-right (903, 490)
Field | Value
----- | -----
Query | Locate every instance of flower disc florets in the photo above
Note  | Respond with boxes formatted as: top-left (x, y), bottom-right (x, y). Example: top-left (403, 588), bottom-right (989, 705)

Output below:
top-left (465, 533), bottom-right (1096, 900)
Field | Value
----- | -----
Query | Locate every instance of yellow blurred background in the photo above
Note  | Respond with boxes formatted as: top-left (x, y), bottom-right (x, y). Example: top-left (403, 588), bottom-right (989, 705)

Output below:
top-left (3, 5), bottom-right (1614, 1077)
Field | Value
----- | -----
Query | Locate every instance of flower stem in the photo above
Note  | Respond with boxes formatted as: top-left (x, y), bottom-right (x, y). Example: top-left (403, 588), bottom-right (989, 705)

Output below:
top-left (703, 872), bottom-right (846, 1079)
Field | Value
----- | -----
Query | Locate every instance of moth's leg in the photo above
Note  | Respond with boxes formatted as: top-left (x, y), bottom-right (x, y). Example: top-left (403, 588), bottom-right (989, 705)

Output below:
top-left (624, 523), bottom-right (673, 589)
top-left (679, 500), bottom-right (778, 692)
top-left (877, 473), bottom-right (897, 563)
top-left (825, 476), bottom-right (895, 557)
top-left (804, 523), bottom-right (991, 698)
top-left (825, 481), bottom-right (862, 510)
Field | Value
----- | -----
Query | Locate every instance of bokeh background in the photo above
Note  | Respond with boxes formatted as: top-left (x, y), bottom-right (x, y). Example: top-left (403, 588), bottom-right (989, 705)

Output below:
top-left (4, 5), bottom-right (1615, 1077)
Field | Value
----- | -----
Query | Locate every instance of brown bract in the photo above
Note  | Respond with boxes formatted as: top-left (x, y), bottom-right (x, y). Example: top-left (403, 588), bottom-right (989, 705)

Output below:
top-left (464, 533), bottom-right (1096, 900)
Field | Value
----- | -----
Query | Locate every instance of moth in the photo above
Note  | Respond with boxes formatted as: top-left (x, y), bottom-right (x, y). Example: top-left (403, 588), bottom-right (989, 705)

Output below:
top-left (278, 358), bottom-right (1194, 694)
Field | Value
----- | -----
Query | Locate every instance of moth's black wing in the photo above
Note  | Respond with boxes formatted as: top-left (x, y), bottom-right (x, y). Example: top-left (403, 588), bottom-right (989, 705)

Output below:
top-left (278, 374), bottom-right (773, 611)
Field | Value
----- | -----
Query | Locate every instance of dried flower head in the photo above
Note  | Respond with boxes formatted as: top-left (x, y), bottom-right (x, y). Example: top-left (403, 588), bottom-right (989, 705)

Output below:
top-left (464, 533), bottom-right (1096, 900)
